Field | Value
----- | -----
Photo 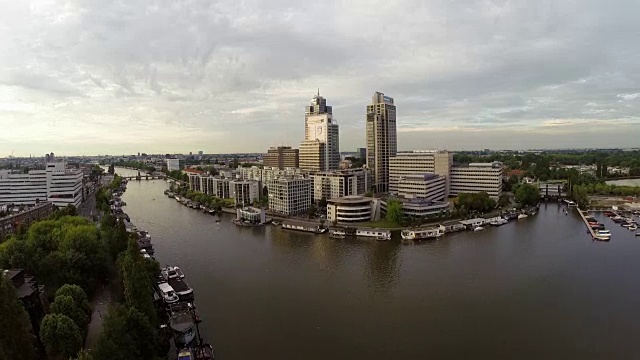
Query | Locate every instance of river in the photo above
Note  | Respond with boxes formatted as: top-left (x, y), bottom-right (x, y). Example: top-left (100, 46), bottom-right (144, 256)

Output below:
top-left (115, 168), bottom-right (640, 359)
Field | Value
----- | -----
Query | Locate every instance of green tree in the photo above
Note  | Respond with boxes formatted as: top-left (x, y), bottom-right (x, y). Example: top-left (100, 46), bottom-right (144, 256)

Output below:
top-left (318, 196), bottom-right (327, 209)
top-left (0, 275), bottom-right (37, 360)
top-left (92, 305), bottom-right (160, 360)
top-left (56, 284), bottom-right (91, 316)
top-left (514, 184), bottom-right (541, 207)
top-left (119, 239), bottom-right (157, 323)
top-left (307, 204), bottom-right (317, 219)
top-left (386, 199), bottom-right (404, 224)
top-left (50, 295), bottom-right (88, 332)
top-left (497, 193), bottom-right (511, 208)
top-left (39, 313), bottom-right (82, 360)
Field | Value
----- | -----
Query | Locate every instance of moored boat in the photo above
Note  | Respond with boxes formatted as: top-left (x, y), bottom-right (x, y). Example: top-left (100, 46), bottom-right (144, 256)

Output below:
top-left (595, 229), bottom-right (611, 240)
top-left (169, 302), bottom-right (197, 347)
top-left (473, 226), bottom-right (485, 232)
top-left (517, 214), bottom-right (528, 219)
top-left (162, 266), bottom-right (185, 280)
top-left (401, 225), bottom-right (445, 240)
top-left (329, 230), bottom-right (346, 239)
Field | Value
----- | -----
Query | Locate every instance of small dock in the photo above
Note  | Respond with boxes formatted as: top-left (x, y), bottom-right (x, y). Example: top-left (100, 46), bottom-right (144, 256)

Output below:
top-left (577, 207), bottom-right (607, 241)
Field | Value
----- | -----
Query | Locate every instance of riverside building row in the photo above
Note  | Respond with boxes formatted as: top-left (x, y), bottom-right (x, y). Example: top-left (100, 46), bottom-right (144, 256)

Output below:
top-left (187, 174), bottom-right (261, 205)
top-left (0, 161), bottom-right (84, 208)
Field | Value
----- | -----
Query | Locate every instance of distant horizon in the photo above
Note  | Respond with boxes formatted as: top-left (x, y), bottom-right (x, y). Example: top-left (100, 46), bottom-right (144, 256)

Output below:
top-left (2, 147), bottom-right (639, 159)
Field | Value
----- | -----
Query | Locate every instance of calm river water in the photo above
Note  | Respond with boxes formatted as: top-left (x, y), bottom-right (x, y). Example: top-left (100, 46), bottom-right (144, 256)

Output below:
top-left (116, 169), bottom-right (640, 359)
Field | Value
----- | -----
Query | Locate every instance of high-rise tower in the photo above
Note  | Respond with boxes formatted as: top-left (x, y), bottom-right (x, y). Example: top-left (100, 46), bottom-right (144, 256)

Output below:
top-left (300, 91), bottom-right (339, 171)
top-left (366, 92), bottom-right (397, 193)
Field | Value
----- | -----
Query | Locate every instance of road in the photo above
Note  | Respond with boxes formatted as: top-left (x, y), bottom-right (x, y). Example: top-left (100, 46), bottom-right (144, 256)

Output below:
top-left (79, 188), bottom-right (97, 219)
top-left (84, 284), bottom-right (112, 350)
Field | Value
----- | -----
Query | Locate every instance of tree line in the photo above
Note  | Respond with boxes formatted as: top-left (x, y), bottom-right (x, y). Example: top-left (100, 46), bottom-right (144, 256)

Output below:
top-left (0, 177), bottom-right (167, 359)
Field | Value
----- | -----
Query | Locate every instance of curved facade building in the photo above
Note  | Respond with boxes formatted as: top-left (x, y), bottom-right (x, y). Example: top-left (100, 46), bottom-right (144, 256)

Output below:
top-left (327, 195), bottom-right (380, 223)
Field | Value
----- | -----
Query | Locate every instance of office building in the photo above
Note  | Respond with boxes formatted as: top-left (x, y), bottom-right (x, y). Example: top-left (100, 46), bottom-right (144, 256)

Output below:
top-left (263, 146), bottom-right (299, 169)
top-left (366, 92), bottom-right (397, 193)
top-left (301, 92), bottom-right (339, 171)
top-left (166, 158), bottom-right (183, 171)
top-left (450, 162), bottom-right (503, 199)
top-left (0, 161), bottom-right (83, 208)
top-left (389, 151), bottom-right (453, 196)
top-left (240, 166), bottom-right (303, 183)
top-left (266, 177), bottom-right (311, 216)
top-left (327, 196), bottom-right (381, 223)
top-left (310, 169), bottom-right (369, 203)
top-left (299, 140), bottom-right (326, 172)
top-left (396, 173), bottom-right (447, 201)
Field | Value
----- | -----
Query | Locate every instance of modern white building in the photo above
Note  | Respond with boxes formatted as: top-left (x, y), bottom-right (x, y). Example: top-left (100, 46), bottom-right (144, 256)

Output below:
top-left (230, 180), bottom-right (261, 206)
top-left (396, 173), bottom-right (447, 201)
top-left (366, 92), bottom-right (397, 193)
top-left (389, 151), bottom-right (453, 196)
top-left (303, 92), bottom-right (340, 171)
top-left (381, 198), bottom-right (451, 218)
top-left (450, 162), bottom-right (503, 199)
top-left (0, 161), bottom-right (83, 208)
top-left (310, 169), bottom-right (370, 203)
top-left (266, 177), bottom-right (311, 216)
top-left (166, 158), bottom-right (183, 171)
top-left (327, 195), bottom-right (380, 223)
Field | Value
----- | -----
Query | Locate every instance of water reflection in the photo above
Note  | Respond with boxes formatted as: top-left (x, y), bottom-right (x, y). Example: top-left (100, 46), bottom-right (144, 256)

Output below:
top-left (364, 242), bottom-right (400, 293)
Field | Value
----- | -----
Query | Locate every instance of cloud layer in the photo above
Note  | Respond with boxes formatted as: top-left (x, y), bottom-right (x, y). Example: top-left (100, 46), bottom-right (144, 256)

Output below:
top-left (1, 0), bottom-right (639, 156)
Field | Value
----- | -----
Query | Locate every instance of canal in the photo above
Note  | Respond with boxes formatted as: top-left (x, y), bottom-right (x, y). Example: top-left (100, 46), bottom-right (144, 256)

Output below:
top-left (116, 169), bottom-right (640, 359)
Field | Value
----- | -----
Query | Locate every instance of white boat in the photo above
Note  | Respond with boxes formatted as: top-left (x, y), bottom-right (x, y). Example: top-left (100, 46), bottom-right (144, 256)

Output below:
top-left (329, 230), bottom-right (346, 239)
top-left (356, 229), bottom-right (391, 240)
top-left (629, 225), bottom-right (638, 231)
top-left (161, 266), bottom-right (185, 281)
top-left (401, 226), bottom-right (445, 240)
top-left (156, 282), bottom-right (179, 305)
top-left (489, 218), bottom-right (508, 226)
top-left (596, 230), bottom-right (611, 240)
top-left (473, 226), bottom-right (485, 232)
top-left (517, 214), bottom-right (528, 219)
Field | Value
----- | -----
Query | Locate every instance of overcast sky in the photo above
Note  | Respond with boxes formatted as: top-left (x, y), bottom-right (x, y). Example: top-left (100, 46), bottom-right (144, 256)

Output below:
top-left (1, 0), bottom-right (639, 156)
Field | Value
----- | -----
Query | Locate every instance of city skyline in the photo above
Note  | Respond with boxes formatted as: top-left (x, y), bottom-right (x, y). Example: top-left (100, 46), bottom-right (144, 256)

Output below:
top-left (2, 1), bottom-right (640, 157)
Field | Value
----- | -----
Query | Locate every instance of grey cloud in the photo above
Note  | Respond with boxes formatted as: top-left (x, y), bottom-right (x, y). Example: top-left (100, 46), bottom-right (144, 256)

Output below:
top-left (1, 0), bottom-right (640, 155)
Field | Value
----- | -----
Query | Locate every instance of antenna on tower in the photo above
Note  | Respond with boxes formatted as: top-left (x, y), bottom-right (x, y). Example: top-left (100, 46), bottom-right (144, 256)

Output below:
top-left (317, 88), bottom-right (320, 96)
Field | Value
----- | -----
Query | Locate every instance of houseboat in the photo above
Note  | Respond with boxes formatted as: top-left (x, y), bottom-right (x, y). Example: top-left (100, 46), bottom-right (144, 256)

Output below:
top-left (169, 302), bottom-right (197, 346)
top-left (167, 278), bottom-right (194, 301)
top-left (401, 225), bottom-right (445, 240)
top-left (473, 226), bottom-right (485, 232)
top-left (329, 229), bottom-right (346, 239)
top-left (156, 282), bottom-right (179, 306)
top-left (356, 228), bottom-right (391, 240)
top-left (282, 221), bottom-right (327, 234)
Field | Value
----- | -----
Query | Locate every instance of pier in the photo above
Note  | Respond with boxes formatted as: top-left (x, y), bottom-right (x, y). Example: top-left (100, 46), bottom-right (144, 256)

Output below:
top-left (577, 207), bottom-right (608, 241)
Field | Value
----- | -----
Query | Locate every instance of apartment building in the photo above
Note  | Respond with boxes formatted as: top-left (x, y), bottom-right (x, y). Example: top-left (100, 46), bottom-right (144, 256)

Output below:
top-left (0, 161), bottom-right (83, 208)
top-left (189, 174), bottom-right (260, 203)
top-left (310, 169), bottom-right (369, 202)
top-left (389, 151), bottom-right (453, 196)
top-left (266, 177), bottom-right (311, 216)
top-left (450, 162), bottom-right (503, 199)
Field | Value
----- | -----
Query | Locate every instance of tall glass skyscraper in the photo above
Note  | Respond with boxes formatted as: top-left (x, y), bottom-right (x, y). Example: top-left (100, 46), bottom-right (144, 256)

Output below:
top-left (366, 92), bottom-right (397, 193)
